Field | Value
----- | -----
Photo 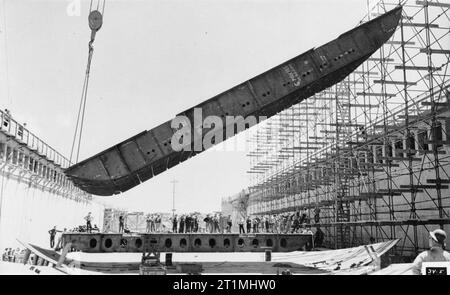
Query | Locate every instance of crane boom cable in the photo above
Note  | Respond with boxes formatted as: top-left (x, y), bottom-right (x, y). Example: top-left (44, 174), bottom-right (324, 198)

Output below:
top-left (76, 45), bottom-right (94, 163)
top-left (69, 0), bottom-right (105, 164)
top-left (102, 0), bottom-right (106, 16)
top-left (69, 73), bottom-right (88, 164)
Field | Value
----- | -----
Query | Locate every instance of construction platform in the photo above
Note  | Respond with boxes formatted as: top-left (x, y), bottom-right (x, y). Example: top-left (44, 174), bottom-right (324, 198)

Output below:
top-left (63, 233), bottom-right (314, 253)
top-left (15, 239), bottom-right (399, 275)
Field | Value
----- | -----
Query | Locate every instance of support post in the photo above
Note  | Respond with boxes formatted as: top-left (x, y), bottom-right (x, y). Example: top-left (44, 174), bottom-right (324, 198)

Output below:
top-left (56, 242), bottom-right (72, 268)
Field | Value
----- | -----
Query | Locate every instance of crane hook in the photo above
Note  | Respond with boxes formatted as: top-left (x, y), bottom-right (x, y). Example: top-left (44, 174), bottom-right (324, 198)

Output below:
top-left (88, 10), bottom-right (103, 42)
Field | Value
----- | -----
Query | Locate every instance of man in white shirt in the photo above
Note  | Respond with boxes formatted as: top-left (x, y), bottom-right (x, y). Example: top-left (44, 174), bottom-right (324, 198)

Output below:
top-left (84, 212), bottom-right (93, 233)
top-left (238, 218), bottom-right (245, 234)
top-left (412, 229), bottom-right (450, 275)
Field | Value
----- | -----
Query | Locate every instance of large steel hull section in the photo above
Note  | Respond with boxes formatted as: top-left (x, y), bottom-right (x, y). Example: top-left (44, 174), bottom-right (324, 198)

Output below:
top-left (65, 7), bottom-right (402, 196)
top-left (63, 233), bottom-right (314, 253)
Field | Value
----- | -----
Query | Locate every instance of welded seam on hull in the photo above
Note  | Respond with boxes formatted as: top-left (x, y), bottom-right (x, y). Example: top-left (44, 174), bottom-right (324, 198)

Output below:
top-left (245, 80), bottom-right (262, 108)
top-left (114, 146), bottom-right (131, 174)
top-left (133, 137), bottom-right (152, 166)
top-left (97, 156), bottom-right (113, 182)
top-left (148, 129), bottom-right (167, 157)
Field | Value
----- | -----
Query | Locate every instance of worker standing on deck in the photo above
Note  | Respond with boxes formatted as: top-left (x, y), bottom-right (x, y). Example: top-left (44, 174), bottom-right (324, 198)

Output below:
top-left (155, 214), bottom-right (162, 232)
top-left (179, 215), bottom-right (185, 233)
top-left (285, 215), bottom-right (292, 234)
top-left (226, 215), bottom-right (232, 233)
top-left (213, 214), bottom-right (220, 233)
top-left (194, 215), bottom-right (199, 232)
top-left (150, 215), bottom-right (155, 232)
top-left (203, 215), bottom-right (209, 233)
top-left (252, 217), bottom-right (258, 233)
top-left (292, 215), bottom-right (299, 233)
top-left (188, 214), bottom-right (193, 233)
top-left (55, 228), bottom-right (67, 251)
top-left (314, 206), bottom-right (321, 223)
top-left (238, 218), bottom-right (245, 234)
top-left (269, 215), bottom-right (274, 233)
top-left (209, 214), bottom-right (214, 233)
top-left (184, 214), bottom-right (189, 233)
top-left (146, 215), bottom-right (151, 233)
top-left (246, 216), bottom-right (252, 234)
top-left (119, 215), bottom-right (124, 233)
top-left (85, 212), bottom-right (93, 233)
top-left (172, 214), bottom-right (178, 233)
top-left (48, 226), bottom-right (57, 248)
top-left (412, 229), bottom-right (450, 275)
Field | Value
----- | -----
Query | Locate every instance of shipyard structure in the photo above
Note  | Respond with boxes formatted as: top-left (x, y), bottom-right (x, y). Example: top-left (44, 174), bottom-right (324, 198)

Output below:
top-left (0, 109), bottom-right (104, 250)
top-left (2, 0), bottom-right (449, 275)
top-left (243, 0), bottom-right (450, 259)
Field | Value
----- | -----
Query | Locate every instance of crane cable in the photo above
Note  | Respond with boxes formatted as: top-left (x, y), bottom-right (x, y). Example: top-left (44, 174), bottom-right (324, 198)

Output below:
top-left (69, 0), bottom-right (105, 164)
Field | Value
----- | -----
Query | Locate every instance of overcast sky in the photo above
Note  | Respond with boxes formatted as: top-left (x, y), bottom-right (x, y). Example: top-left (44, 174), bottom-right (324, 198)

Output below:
top-left (0, 0), bottom-right (371, 213)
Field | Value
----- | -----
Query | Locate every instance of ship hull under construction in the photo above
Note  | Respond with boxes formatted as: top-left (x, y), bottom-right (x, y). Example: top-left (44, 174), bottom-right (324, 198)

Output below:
top-left (65, 7), bottom-right (402, 196)
top-left (63, 233), bottom-right (314, 253)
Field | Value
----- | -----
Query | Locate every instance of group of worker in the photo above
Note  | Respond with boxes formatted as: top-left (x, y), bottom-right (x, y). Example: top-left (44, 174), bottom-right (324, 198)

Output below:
top-left (46, 212), bottom-right (101, 250)
top-left (145, 214), bottom-right (163, 233)
top-left (167, 210), bottom-right (320, 235)
top-left (203, 213), bottom-right (231, 233)
top-left (237, 209), bottom-right (316, 235)
top-left (71, 211), bottom-right (450, 275)
top-left (168, 213), bottom-right (238, 233)
top-left (170, 213), bottom-right (208, 233)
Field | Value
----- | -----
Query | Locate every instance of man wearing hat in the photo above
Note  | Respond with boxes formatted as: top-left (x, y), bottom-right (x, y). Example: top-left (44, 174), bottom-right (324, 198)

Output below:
top-left (412, 229), bottom-right (450, 275)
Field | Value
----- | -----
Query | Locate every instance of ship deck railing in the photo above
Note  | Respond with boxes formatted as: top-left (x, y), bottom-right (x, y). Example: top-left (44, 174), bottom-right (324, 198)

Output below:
top-left (0, 109), bottom-right (71, 169)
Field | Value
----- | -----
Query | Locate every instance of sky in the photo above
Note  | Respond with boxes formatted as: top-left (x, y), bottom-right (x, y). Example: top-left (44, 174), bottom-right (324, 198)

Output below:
top-left (0, 0), bottom-right (370, 213)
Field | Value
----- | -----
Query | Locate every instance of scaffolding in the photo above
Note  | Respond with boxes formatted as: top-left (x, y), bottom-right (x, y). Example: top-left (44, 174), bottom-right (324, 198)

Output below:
top-left (246, 0), bottom-right (450, 259)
